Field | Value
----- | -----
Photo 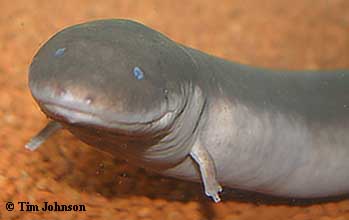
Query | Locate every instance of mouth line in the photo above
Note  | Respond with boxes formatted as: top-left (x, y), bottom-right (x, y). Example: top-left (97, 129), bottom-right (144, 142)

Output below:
top-left (30, 84), bottom-right (173, 127)
top-left (39, 100), bottom-right (176, 131)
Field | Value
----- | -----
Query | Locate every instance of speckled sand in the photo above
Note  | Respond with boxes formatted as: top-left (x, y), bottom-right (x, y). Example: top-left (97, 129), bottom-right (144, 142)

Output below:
top-left (1, 1), bottom-right (349, 219)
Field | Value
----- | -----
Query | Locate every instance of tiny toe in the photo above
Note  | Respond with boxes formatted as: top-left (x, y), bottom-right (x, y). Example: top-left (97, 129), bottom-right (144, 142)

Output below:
top-left (210, 193), bottom-right (221, 203)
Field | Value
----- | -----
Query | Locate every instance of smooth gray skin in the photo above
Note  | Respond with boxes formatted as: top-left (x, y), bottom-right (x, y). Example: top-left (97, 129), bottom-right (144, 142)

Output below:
top-left (27, 19), bottom-right (349, 202)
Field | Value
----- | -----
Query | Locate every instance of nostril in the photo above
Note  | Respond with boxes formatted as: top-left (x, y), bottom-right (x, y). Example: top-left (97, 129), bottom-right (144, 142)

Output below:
top-left (85, 96), bottom-right (93, 105)
top-left (54, 86), bottom-right (66, 97)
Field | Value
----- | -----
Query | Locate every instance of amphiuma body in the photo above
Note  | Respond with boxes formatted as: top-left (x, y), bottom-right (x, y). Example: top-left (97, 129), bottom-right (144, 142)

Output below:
top-left (27, 19), bottom-right (349, 202)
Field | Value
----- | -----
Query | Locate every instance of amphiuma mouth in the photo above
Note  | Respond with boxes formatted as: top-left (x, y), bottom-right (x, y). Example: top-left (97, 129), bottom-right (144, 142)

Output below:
top-left (38, 100), bottom-right (178, 133)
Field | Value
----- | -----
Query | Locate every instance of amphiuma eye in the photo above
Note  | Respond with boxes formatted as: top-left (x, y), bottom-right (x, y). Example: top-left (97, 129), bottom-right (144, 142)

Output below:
top-left (54, 48), bottom-right (66, 57)
top-left (133, 66), bottom-right (145, 80)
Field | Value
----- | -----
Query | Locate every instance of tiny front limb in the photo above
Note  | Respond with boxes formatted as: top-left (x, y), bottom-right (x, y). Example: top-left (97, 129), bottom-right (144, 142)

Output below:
top-left (190, 140), bottom-right (223, 202)
top-left (25, 121), bottom-right (62, 151)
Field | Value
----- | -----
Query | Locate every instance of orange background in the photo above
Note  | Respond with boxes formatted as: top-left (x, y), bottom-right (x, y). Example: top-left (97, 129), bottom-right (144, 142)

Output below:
top-left (1, 0), bottom-right (349, 219)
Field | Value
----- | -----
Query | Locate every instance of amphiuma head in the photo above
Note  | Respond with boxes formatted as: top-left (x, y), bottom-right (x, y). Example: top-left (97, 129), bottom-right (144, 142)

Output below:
top-left (29, 19), bottom-right (205, 167)
top-left (29, 19), bottom-right (201, 134)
